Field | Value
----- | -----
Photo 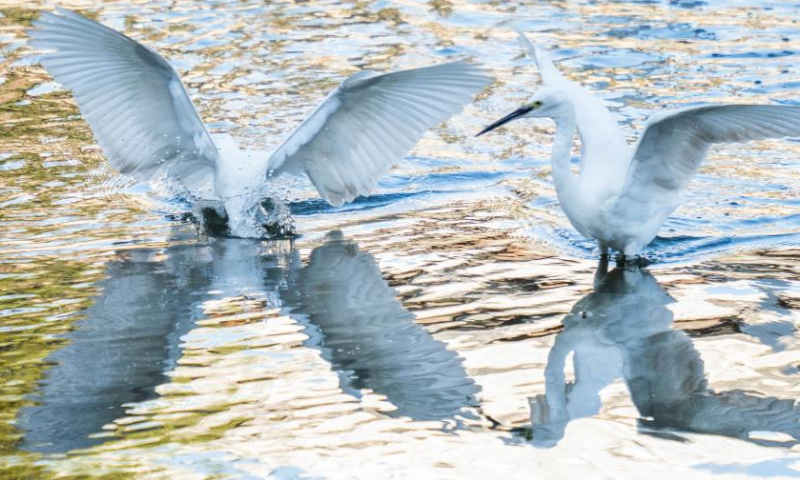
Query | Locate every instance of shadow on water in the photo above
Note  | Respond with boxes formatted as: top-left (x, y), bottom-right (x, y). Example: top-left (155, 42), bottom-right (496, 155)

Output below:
top-left (288, 167), bottom-right (518, 217)
top-left (644, 231), bottom-right (800, 264)
top-left (288, 191), bottom-right (427, 216)
top-left (17, 229), bottom-right (477, 453)
top-left (527, 263), bottom-right (800, 448)
top-left (531, 224), bottom-right (800, 266)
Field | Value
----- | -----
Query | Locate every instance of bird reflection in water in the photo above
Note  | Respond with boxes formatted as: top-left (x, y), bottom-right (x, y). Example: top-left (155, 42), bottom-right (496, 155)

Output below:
top-left (530, 261), bottom-right (800, 448)
top-left (18, 228), bottom-right (293, 453)
top-left (285, 232), bottom-right (480, 422)
top-left (19, 229), bottom-right (476, 453)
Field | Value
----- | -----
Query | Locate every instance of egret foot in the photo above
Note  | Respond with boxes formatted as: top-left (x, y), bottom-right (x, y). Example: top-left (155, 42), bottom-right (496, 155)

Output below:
top-left (614, 254), bottom-right (652, 268)
top-left (201, 207), bottom-right (231, 237)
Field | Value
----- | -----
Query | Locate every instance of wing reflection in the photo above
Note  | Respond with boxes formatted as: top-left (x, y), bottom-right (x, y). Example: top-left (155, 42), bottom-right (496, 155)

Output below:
top-left (531, 262), bottom-right (800, 448)
top-left (19, 228), bottom-right (294, 453)
top-left (285, 231), bottom-right (479, 422)
top-left (19, 229), bottom-right (477, 453)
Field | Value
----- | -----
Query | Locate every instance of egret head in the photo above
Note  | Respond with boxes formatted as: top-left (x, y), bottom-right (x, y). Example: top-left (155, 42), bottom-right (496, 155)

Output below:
top-left (476, 88), bottom-right (570, 137)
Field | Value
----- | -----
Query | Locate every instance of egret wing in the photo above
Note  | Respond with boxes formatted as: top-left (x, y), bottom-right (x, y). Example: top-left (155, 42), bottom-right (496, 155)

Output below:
top-left (517, 32), bottom-right (629, 173)
top-left (610, 104), bottom-right (800, 236)
top-left (619, 104), bottom-right (800, 201)
top-left (27, 8), bottom-right (219, 194)
top-left (269, 61), bottom-right (492, 206)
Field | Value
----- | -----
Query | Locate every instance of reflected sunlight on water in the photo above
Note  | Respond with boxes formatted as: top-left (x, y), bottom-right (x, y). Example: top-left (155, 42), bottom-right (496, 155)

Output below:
top-left (0, 0), bottom-right (799, 479)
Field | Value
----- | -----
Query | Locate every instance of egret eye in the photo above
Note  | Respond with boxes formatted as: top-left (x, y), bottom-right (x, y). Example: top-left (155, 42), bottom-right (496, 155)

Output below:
top-left (532, 100), bottom-right (543, 108)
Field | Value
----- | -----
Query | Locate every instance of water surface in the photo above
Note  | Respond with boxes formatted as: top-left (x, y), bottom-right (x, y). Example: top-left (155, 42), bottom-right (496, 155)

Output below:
top-left (1, 0), bottom-right (799, 479)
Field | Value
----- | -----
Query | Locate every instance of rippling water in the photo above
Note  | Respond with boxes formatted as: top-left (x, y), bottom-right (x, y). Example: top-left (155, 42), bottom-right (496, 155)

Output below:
top-left (1, 0), bottom-right (799, 479)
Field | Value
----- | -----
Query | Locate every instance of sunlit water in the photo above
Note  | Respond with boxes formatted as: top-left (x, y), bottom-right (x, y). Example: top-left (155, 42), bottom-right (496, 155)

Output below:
top-left (1, 1), bottom-right (799, 479)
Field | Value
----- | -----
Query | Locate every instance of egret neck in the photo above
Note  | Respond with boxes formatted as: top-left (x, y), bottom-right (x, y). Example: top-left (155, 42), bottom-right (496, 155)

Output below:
top-left (549, 102), bottom-right (578, 199)
top-left (547, 101), bottom-right (591, 239)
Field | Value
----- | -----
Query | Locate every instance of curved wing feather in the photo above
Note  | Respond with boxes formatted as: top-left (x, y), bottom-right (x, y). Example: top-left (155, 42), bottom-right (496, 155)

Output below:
top-left (269, 61), bottom-right (492, 206)
top-left (622, 104), bottom-right (800, 197)
top-left (27, 8), bottom-right (219, 194)
top-left (611, 104), bottom-right (800, 242)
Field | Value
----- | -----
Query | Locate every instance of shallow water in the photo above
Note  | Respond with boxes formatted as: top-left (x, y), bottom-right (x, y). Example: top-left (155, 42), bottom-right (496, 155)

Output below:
top-left (1, 0), bottom-right (799, 479)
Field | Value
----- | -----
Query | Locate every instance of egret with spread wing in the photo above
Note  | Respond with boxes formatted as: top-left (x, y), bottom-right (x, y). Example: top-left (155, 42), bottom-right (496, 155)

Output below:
top-left (28, 8), bottom-right (492, 238)
top-left (478, 32), bottom-right (800, 258)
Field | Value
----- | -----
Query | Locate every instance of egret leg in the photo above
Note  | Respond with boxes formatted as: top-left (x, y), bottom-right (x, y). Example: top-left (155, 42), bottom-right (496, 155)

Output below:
top-left (597, 241), bottom-right (609, 259)
top-left (200, 206), bottom-right (230, 237)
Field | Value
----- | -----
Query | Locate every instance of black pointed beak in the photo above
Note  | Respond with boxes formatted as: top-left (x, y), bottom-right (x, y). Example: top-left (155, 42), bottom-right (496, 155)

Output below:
top-left (476, 105), bottom-right (533, 137)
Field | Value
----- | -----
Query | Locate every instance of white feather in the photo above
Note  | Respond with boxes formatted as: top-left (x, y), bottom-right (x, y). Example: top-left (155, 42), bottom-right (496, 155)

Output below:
top-left (28, 8), bottom-right (493, 237)
top-left (608, 104), bottom-right (800, 252)
top-left (625, 104), bottom-right (800, 193)
top-left (517, 31), bottom-right (629, 178)
top-left (27, 7), bottom-right (219, 196)
top-left (269, 61), bottom-right (492, 206)
top-left (496, 32), bottom-right (800, 255)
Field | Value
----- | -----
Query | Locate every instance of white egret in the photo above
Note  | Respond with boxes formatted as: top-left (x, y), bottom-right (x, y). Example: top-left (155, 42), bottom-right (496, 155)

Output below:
top-left (478, 32), bottom-right (800, 258)
top-left (27, 8), bottom-right (491, 238)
